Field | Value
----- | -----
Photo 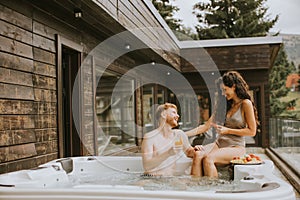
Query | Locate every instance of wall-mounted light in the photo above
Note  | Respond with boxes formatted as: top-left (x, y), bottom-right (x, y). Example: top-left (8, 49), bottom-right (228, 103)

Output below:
top-left (125, 43), bottom-right (131, 50)
top-left (74, 9), bottom-right (82, 18)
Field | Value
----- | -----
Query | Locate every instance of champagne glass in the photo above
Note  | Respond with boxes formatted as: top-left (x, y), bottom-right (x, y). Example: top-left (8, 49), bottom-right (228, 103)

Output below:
top-left (173, 134), bottom-right (183, 153)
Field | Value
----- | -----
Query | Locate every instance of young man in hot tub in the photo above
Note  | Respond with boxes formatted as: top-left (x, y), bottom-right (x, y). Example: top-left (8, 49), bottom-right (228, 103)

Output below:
top-left (141, 103), bottom-right (211, 176)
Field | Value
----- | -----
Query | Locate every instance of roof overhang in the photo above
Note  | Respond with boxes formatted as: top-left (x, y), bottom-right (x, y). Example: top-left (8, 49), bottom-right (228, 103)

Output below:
top-left (178, 36), bottom-right (283, 49)
top-left (179, 36), bottom-right (282, 72)
top-left (27, 0), bottom-right (283, 73)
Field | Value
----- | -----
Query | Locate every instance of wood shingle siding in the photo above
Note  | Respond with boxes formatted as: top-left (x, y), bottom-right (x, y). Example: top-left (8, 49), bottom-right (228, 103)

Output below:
top-left (0, 20), bottom-right (32, 44)
top-left (0, 4), bottom-right (32, 31)
top-left (0, 1), bottom-right (59, 173)
top-left (34, 61), bottom-right (56, 78)
top-left (0, 100), bottom-right (35, 115)
top-left (0, 35), bottom-right (33, 58)
top-left (0, 68), bottom-right (33, 87)
top-left (0, 83), bottom-right (34, 100)
top-left (0, 52), bottom-right (33, 72)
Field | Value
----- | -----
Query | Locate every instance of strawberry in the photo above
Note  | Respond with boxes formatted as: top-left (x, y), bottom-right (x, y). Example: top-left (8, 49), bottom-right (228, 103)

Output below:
top-left (246, 156), bottom-right (252, 162)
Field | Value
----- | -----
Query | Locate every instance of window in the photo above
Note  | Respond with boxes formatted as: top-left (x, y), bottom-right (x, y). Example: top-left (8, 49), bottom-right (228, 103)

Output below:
top-left (142, 84), bottom-right (166, 131)
top-left (96, 70), bottom-right (136, 154)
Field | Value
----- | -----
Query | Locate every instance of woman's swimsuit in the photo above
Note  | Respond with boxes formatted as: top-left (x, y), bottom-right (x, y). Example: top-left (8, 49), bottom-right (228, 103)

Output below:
top-left (215, 105), bottom-right (246, 148)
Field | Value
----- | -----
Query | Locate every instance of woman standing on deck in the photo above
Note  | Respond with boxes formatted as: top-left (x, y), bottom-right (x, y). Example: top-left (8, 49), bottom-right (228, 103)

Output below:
top-left (191, 71), bottom-right (260, 177)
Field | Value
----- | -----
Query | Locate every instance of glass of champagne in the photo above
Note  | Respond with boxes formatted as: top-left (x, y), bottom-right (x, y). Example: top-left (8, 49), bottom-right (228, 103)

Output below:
top-left (173, 134), bottom-right (183, 153)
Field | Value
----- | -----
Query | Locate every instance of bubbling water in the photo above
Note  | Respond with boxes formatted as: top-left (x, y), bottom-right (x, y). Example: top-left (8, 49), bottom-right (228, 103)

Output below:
top-left (69, 171), bottom-right (240, 192)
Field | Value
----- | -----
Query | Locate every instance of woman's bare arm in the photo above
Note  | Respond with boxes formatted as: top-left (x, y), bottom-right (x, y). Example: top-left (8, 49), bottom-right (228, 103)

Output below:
top-left (185, 117), bottom-right (212, 137)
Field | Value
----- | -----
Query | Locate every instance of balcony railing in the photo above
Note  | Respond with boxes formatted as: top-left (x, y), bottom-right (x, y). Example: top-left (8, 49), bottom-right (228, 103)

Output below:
top-left (269, 118), bottom-right (300, 176)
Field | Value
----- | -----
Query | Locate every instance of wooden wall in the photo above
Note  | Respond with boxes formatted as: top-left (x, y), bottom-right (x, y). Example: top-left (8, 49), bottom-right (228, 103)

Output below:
top-left (91, 0), bottom-right (180, 69)
top-left (0, 0), bottom-right (108, 173)
top-left (0, 3), bottom-right (58, 173)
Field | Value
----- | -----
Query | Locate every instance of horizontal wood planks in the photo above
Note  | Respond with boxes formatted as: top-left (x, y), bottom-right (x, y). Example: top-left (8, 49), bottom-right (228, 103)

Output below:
top-left (94, 0), bottom-right (181, 70)
top-left (181, 45), bottom-right (272, 72)
top-left (0, 2), bottom-right (58, 173)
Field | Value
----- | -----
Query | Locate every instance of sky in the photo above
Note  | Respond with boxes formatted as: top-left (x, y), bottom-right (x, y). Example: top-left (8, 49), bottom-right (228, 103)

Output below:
top-left (171, 0), bottom-right (300, 35)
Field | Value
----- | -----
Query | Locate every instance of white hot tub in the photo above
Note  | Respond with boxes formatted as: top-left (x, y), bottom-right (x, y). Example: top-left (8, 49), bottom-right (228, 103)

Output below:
top-left (0, 155), bottom-right (296, 200)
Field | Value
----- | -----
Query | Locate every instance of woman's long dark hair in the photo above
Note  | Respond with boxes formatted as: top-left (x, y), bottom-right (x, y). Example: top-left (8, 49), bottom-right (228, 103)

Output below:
top-left (214, 71), bottom-right (260, 127)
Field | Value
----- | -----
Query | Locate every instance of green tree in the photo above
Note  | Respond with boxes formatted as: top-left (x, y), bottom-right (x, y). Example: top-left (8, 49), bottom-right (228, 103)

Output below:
top-left (175, 25), bottom-right (199, 41)
top-left (152, 0), bottom-right (181, 31)
top-left (269, 46), bottom-right (297, 118)
top-left (298, 65), bottom-right (300, 91)
top-left (193, 0), bottom-right (278, 39)
top-left (152, 0), bottom-right (197, 40)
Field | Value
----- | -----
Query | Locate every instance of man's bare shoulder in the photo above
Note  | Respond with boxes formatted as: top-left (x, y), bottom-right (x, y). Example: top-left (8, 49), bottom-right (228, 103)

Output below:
top-left (143, 129), bottom-right (160, 140)
top-left (173, 129), bottom-right (184, 135)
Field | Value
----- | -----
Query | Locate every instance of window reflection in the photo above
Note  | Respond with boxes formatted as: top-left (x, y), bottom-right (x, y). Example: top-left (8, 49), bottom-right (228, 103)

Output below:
top-left (176, 94), bottom-right (198, 131)
top-left (142, 84), bottom-right (166, 132)
top-left (96, 71), bottom-right (135, 154)
top-left (142, 85), bottom-right (200, 133)
top-left (142, 84), bottom-right (154, 132)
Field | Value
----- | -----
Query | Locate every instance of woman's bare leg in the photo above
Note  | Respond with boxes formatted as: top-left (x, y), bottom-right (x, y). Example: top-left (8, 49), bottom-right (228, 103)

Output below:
top-left (191, 151), bottom-right (204, 176)
top-left (203, 146), bottom-right (246, 178)
top-left (203, 156), bottom-right (218, 177)
top-left (191, 143), bottom-right (216, 177)
top-left (202, 144), bottom-right (219, 177)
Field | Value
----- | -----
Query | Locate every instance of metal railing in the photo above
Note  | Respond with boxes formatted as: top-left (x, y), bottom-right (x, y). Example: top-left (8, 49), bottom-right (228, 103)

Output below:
top-left (269, 118), bottom-right (300, 148)
top-left (269, 117), bottom-right (300, 185)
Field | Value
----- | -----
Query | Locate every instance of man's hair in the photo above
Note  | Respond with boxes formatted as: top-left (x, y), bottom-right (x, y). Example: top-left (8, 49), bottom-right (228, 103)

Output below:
top-left (155, 103), bottom-right (177, 121)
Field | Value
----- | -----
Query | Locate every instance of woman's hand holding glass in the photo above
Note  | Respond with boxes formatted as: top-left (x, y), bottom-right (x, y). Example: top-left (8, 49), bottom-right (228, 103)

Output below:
top-left (212, 123), bottom-right (228, 135)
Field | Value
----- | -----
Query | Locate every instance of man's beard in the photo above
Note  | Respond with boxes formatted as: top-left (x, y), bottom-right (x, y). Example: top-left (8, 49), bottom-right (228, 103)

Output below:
top-left (166, 116), bottom-right (178, 128)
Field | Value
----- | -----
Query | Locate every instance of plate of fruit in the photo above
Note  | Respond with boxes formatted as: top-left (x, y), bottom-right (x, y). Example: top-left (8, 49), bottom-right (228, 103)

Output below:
top-left (230, 154), bottom-right (263, 165)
